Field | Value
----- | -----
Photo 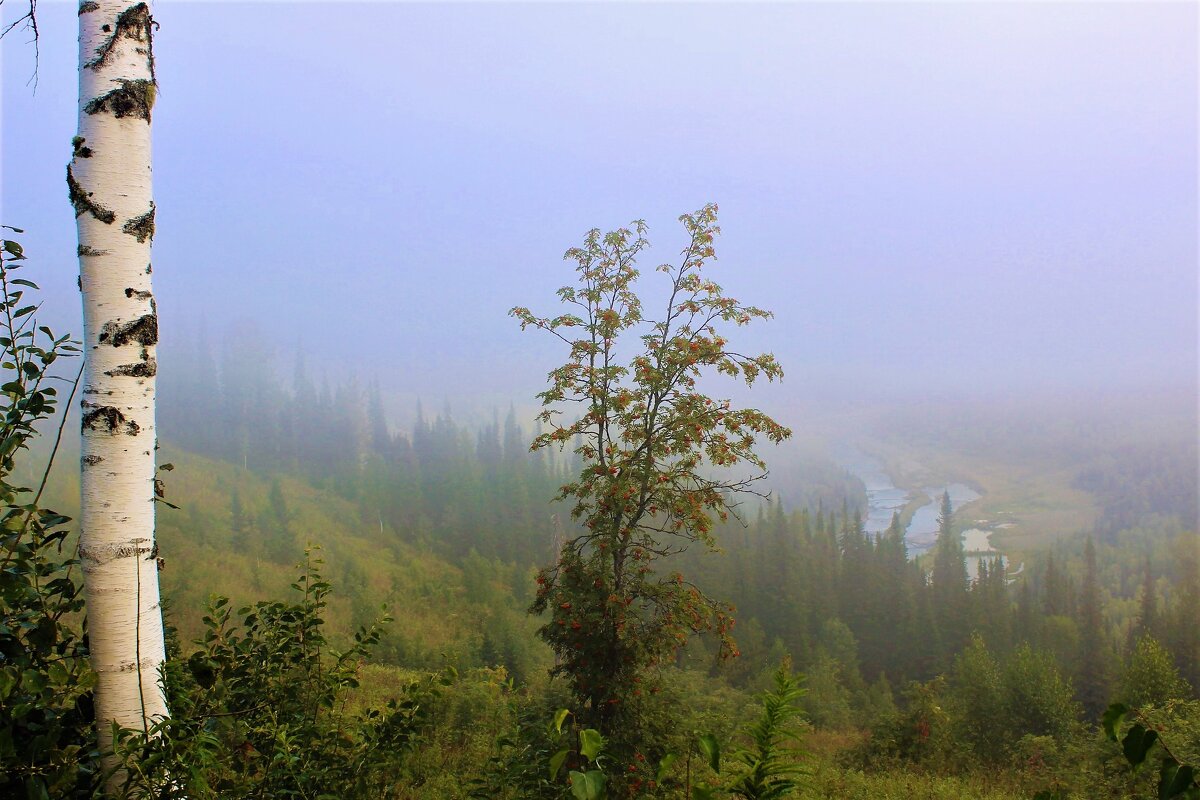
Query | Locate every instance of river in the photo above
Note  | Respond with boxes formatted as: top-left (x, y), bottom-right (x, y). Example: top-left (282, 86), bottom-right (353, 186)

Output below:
top-left (837, 447), bottom-right (995, 568)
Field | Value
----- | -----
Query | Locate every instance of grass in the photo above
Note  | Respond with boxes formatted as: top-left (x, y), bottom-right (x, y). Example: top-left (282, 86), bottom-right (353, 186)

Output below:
top-left (800, 765), bottom-right (1026, 800)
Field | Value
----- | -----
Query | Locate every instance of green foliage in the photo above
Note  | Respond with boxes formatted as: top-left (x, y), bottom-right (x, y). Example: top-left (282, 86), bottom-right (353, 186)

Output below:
top-left (1104, 701), bottom-right (1199, 799)
top-left (948, 634), bottom-right (1008, 760)
top-left (1119, 637), bottom-right (1193, 710)
top-left (803, 764), bottom-right (1023, 799)
top-left (851, 677), bottom-right (952, 769)
top-left (515, 205), bottom-right (791, 758)
top-left (799, 654), bottom-right (854, 731)
top-left (469, 701), bottom-right (613, 800)
top-left (1002, 644), bottom-right (1081, 743)
top-left (105, 550), bottom-right (447, 798)
top-left (726, 661), bottom-right (808, 799)
top-left (692, 661), bottom-right (807, 800)
top-left (569, 726), bottom-right (609, 800)
top-left (0, 231), bottom-right (96, 799)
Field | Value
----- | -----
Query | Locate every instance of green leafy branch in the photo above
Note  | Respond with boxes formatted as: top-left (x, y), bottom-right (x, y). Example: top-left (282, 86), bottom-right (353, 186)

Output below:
top-left (1104, 702), bottom-right (1198, 800)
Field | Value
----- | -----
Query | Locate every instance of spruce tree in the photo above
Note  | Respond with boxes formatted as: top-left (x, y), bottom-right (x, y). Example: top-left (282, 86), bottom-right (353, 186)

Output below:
top-left (930, 491), bottom-right (969, 664)
top-left (1167, 534), bottom-right (1200, 691)
top-left (1076, 537), bottom-right (1110, 718)
top-left (1041, 550), bottom-right (1070, 618)
top-left (1132, 555), bottom-right (1158, 646)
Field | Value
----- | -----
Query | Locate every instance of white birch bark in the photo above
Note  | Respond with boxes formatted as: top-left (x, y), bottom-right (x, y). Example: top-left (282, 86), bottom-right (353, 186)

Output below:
top-left (70, 0), bottom-right (168, 783)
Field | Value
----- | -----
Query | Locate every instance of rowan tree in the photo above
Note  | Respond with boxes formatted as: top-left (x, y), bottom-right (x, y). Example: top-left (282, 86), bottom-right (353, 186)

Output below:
top-left (512, 204), bottom-right (791, 771)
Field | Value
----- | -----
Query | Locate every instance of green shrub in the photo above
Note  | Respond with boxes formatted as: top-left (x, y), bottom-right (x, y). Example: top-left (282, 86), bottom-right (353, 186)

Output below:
top-left (0, 231), bottom-right (97, 799)
top-left (106, 551), bottom-right (449, 798)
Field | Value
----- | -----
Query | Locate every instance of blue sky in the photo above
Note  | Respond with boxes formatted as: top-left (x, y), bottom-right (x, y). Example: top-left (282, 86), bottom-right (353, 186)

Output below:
top-left (3, 2), bottom-right (1196, 417)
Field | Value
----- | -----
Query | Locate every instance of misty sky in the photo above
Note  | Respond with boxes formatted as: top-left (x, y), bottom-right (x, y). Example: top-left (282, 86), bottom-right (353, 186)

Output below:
top-left (2, 2), bottom-right (1196, 417)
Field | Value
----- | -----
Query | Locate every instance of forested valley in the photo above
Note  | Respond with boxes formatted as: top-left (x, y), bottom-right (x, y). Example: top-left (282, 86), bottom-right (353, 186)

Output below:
top-left (10, 306), bottom-right (1197, 798)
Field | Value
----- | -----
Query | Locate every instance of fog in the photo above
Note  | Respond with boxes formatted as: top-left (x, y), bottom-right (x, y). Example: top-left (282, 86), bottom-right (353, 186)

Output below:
top-left (3, 2), bottom-right (1196, 421)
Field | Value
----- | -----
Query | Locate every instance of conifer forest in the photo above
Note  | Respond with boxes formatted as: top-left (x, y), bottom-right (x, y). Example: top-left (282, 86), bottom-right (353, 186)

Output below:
top-left (1, 2), bottom-right (1197, 799)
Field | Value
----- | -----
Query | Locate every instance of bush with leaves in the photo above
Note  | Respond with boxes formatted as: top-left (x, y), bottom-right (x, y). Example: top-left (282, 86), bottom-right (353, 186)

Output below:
top-left (849, 677), bottom-right (954, 770)
top-left (691, 661), bottom-right (808, 800)
top-left (469, 702), bottom-right (614, 800)
top-left (0, 230), bottom-right (96, 799)
top-left (1118, 636), bottom-right (1194, 711)
top-left (1001, 644), bottom-right (1081, 744)
top-left (947, 634), bottom-right (1009, 762)
top-left (105, 550), bottom-right (449, 798)
top-left (1102, 700), bottom-right (1199, 800)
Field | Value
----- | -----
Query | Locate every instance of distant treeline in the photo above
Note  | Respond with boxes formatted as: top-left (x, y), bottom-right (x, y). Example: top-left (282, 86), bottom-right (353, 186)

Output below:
top-left (1074, 444), bottom-right (1199, 537)
top-left (688, 504), bottom-right (1198, 724)
top-left (157, 329), bottom-right (1198, 722)
top-left (157, 331), bottom-right (863, 568)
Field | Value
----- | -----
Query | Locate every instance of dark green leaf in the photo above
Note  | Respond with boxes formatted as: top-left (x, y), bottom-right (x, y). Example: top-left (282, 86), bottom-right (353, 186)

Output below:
top-left (1123, 724), bottom-right (1159, 770)
top-left (1160, 759), bottom-right (1196, 800)
top-left (23, 776), bottom-right (49, 800)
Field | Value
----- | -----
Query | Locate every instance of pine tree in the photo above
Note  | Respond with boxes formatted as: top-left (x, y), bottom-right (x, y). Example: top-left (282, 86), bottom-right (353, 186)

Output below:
top-left (973, 555), bottom-right (1012, 653)
top-left (1076, 537), bottom-right (1110, 718)
top-left (366, 379), bottom-right (392, 458)
top-left (502, 405), bottom-right (524, 465)
top-left (1167, 534), bottom-right (1200, 691)
top-left (1042, 550), bottom-right (1070, 618)
top-left (1016, 575), bottom-right (1038, 647)
top-left (930, 492), bottom-right (969, 664)
top-left (1132, 555), bottom-right (1158, 647)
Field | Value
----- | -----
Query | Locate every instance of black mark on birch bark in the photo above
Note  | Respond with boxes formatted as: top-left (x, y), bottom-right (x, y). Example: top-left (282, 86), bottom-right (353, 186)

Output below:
top-left (71, 136), bottom-right (93, 159)
top-left (105, 359), bottom-right (157, 378)
top-left (98, 314), bottom-right (157, 347)
top-left (122, 203), bottom-right (155, 242)
top-left (79, 1), bottom-right (100, 14)
top-left (124, 288), bottom-right (153, 300)
top-left (83, 454), bottom-right (104, 466)
top-left (78, 245), bottom-right (108, 257)
top-left (86, 3), bottom-right (152, 72)
top-left (82, 406), bottom-right (140, 436)
top-left (66, 165), bottom-right (116, 224)
top-left (80, 540), bottom-right (153, 567)
top-left (84, 79), bottom-right (155, 122)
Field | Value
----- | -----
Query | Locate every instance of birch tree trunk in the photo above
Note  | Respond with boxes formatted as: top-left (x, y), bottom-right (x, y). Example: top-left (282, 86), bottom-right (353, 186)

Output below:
top-left (69, 0), bottom-right (168, 782)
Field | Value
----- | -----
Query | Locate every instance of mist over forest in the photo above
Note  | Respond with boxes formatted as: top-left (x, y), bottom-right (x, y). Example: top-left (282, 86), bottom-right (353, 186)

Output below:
top-left (2, 1), bottom-right (1197, 799)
